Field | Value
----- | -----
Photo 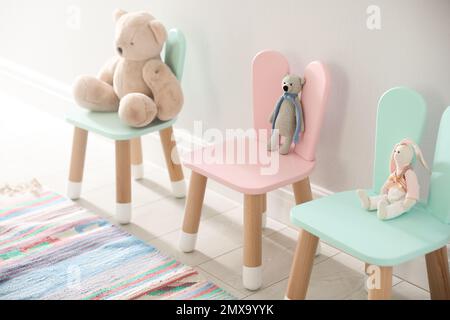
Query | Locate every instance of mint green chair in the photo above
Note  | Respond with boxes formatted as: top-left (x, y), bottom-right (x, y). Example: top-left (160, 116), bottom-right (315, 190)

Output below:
top-left (66, 29), bottom-right (187, 225)
top-left (286, 88), bottom-right (450, 300)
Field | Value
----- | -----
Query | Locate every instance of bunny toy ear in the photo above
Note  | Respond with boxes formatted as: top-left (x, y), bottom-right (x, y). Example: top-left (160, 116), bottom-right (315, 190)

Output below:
top-left (390, 144), bottom-right (398, 173)
top-left (411, 142), bottom-right (431, 173)
top-left (400, 139), bottom-right (431, 173)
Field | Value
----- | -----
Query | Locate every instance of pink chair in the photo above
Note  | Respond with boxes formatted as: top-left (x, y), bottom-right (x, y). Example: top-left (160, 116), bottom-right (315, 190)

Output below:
top-left (179, 50), bottom-right (330, 290)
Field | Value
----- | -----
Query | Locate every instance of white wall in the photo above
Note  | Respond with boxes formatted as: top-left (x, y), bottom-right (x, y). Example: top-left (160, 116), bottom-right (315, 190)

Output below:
top-left (1, 0), bottom-right (449, 195)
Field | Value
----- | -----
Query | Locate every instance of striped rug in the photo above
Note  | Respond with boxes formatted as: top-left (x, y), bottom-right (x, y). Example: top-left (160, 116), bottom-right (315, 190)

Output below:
top-left (0, 188), bottom-right (234, 300)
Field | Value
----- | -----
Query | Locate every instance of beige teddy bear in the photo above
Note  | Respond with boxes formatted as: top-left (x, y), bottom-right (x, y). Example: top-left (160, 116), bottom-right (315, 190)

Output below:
top-left (73, 9), bottom-right (183, 128)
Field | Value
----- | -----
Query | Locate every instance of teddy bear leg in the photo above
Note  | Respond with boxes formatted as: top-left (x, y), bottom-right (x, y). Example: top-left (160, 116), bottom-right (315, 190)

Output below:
top-left (73, 75), bottom-right (119, 112)
top-left (267, 131), bottom-right (279, 151)
top-left (118, 93), bottom-right (158, 128)
top-left (279, 136), bottom-right (293, 155)
top-left (143, 60), bottom-right (184, 121)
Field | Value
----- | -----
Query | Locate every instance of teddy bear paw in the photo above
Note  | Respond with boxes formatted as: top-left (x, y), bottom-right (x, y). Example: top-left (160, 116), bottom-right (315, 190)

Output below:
top-left (118, 93), bottom-right (157, 128)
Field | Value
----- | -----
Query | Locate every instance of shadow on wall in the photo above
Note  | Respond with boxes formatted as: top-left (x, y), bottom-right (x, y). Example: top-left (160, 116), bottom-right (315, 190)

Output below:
top-left (311, 61), bottom-right (350, 191)
top-left (414, 86), bottom-right (449, 199)
top-left (180, 24), bottom-right (222, 132)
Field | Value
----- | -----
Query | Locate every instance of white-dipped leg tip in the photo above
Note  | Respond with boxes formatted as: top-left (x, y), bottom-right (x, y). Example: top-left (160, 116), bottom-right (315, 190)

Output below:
top-left (116, 203), bottom-right (132, 225)
top-left (67, 181), bottom-right (82, 200)
top-left (172, 180), bottom-right (186, 199)
top-left (262, 211), bottom-right (267, 229)
top-left (243, 266), bottom-right (263, 291)
top-left (179, 231), bottom-right (197, 253)
top-left (284, 295), bottom-right (291, 300)
top-left (132, 164), bottom-right (144, 180)
top-left (315, 243), bottom-right (322, 257)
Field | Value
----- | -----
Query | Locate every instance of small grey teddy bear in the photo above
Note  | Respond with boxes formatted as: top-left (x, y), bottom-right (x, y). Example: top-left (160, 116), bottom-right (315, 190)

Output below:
top-left (268, 74), bottom-right (305, 155)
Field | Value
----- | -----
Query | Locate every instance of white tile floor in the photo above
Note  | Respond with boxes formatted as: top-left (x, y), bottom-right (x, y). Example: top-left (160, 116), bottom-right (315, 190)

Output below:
top-left (0, 92), bottom-right (432, 300)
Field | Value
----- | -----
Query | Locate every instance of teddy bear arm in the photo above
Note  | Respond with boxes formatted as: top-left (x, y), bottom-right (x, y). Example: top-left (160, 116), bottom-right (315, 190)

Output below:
top-left (142, 60), bottom-right (184, 121)
top-left (141, 60), bottom-right (175, 89)
top-left (97, 57), bottom-right (119, 85)
top-left (298, 98), bottom-right (305, 132)
top-left (269, 110), bottom-right (275, 124)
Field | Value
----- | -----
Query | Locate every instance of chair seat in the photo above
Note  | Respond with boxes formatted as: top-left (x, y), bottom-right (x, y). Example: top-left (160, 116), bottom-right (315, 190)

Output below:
top-left (183, 138), bottom-right (315, 194)
top-left (66, 109), bottom-right (176, 141)
top-left (291, 191), bottom-right (450, 266)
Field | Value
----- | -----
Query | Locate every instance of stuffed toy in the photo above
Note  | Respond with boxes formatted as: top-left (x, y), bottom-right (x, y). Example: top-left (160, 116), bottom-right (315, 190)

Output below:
top-left (357, 139), bottom-right (430, 220)
top-left (73, 10), bottom-right (183, 128)
top-left (268, 74), bottom-right (305, 155)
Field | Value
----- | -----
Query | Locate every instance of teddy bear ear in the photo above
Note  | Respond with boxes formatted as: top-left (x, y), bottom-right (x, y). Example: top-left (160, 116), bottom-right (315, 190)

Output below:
top-left (148, 20), bottom-right (168, 45)
top-left (114, 9), bottom-right (127, 22)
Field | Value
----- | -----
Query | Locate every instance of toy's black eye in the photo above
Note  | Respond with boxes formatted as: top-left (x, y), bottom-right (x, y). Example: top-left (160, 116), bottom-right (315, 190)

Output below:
top-left (290, 83), bottom-right (293, 86)
top-left (397, 151), bottom-right (400, 154)
top-left (130, 42), bottom-right (134, 46)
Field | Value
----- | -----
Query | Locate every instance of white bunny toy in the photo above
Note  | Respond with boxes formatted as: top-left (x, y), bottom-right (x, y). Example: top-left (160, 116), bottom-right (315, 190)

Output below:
top-left (357, 139), bottom-right (430, 220)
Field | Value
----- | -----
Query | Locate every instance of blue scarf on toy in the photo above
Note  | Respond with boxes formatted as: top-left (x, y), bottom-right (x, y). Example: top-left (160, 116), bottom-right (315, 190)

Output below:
top-left (271, 92), bottom-right (303, 144)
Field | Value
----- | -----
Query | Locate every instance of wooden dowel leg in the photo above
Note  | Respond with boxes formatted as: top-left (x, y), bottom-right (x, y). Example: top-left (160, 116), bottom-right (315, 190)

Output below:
top-left (426, 246), bottom-right (450, 300)
top-left (285, 230), bottom-right (319, 300)
top-left (130, 138), bottom-right (144, 180)
top-left (115, 140), bottom-right (132, 225)
top-left (179, 172), bottom-right (207, 253)
top-left (261, 193), bottom-right (267, 228)
top-left (292, 177), bottom-right (313, 205)
top-left (243, 194), bottom-right (263, 291)
top-left (367, 266), bottom-right (393, 300)
top-left (160, 126), bottom-right (186, 198)
top-left (68, 127), bottom-right (88, 200)
top-left (292, 177), bottom-right (321, 256)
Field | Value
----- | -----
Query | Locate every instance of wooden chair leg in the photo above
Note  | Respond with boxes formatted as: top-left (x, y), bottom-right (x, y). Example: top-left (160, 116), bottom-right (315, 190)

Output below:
top-left (292, 177), bottom-right (321, 256)
top-left (115, 140), bottom-right (132, 225)
top-left (261, 193), bottom-right (267, 228)
top-left (426, 246), bottom-right (450, 300)
top-left (130, 138), bottom-right (144, 180)
top-left (363, 262), bottom-right (371, 292)
top-left (179, 172), bottom-right (207, 253)
top-left (285, 230), bottom-right (319, 299)
top-left (243, 194), bottom-right (263, 291)
top-left (292, 177), bottom-right (313, 205)
top-left (68, 127), bottom-right (88, 200)
top-left (367, 266), bottom-right (393, 300)
top-left (160, 126), bottom-right (185, 198)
